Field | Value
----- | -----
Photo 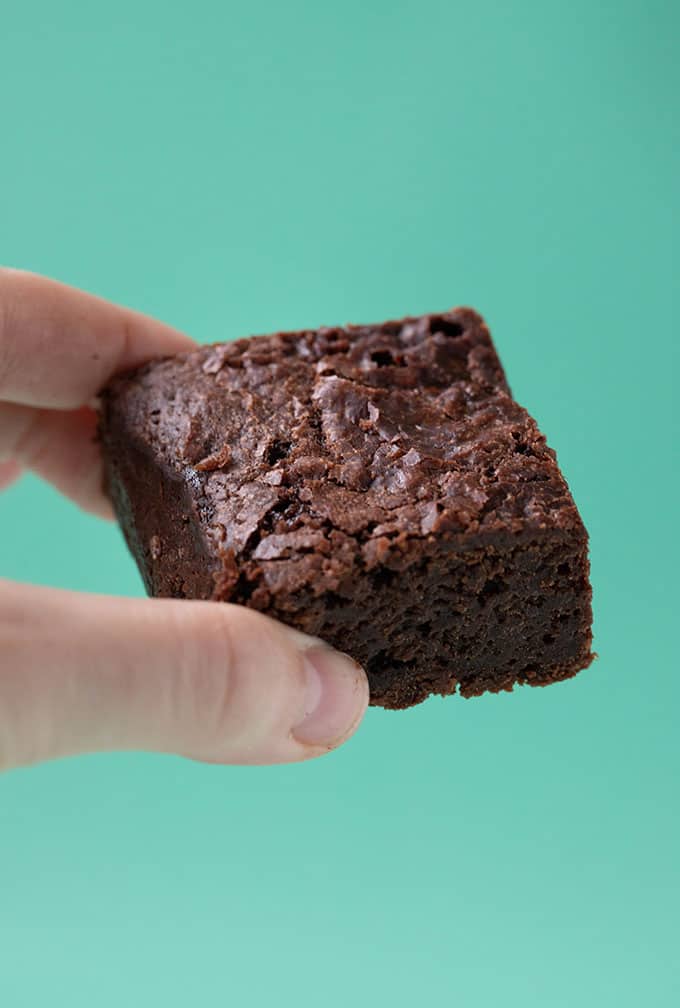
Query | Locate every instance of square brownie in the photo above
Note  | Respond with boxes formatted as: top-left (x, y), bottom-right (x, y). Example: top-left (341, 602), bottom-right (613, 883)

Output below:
top-left (100, 308), bottom-right (593, 709)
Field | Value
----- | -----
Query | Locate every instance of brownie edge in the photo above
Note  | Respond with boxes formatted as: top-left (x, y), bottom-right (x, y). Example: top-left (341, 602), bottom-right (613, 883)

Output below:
top-left (100, 307), bottom-right (593, 709)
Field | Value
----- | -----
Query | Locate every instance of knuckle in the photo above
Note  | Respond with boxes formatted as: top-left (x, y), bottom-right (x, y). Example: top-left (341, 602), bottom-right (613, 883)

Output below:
top-left (169, 604), bottom-right (239, 752)
top-left (0, 270), bottom-right (32, 402)
top-left (0, 284), bottom-right (16, 399)
top-left (0, 586), bottom-right (30, 771)
top-left (167, 603), bottom-right (302, 760)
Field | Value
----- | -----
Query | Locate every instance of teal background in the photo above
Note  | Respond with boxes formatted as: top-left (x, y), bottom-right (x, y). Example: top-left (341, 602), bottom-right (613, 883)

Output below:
top-left (1, 2), bottom-right (678, 1005)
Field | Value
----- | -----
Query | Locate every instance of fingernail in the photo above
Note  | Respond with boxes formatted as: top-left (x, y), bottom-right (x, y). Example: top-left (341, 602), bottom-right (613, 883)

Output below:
top-left (293, 647), bottom-right (369, 748)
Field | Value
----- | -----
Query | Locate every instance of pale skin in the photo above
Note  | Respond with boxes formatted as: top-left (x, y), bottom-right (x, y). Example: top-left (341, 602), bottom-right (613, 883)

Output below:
top-left (0, 269), bottom-right (369, 771)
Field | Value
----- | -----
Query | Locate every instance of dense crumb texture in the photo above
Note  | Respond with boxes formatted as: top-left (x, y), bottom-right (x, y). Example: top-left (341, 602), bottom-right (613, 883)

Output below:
top-left (100, 308), bottom-right (593, 709)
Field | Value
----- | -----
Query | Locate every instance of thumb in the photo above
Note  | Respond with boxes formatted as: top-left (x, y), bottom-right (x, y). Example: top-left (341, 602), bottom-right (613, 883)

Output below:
top-left (0, 580), bottom-right (369, 770)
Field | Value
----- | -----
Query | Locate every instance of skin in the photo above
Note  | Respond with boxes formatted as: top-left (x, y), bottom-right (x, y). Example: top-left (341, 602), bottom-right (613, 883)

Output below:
top-left (0, 269), bottom-right (369, 772)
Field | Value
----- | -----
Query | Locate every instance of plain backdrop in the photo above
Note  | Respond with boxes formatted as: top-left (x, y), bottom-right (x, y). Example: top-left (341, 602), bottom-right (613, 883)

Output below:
top-left (1, 2), bottom-right (678, 1006)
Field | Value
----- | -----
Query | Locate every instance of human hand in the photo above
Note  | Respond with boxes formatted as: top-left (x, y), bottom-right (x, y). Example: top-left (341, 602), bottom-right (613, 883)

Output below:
top-left (0, 270), bottom-right (368, 771)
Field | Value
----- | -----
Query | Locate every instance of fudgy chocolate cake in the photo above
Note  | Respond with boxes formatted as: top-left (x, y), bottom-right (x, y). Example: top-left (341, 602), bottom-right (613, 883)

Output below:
top-left (100, 308), bottom-right (593, 709)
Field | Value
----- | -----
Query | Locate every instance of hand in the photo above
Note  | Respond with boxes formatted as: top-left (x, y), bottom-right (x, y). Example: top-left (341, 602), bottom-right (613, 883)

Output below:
top-left (0, 269), bottom-right (368, 771)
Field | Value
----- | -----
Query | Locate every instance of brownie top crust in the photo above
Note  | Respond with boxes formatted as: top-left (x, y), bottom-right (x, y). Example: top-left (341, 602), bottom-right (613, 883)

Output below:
top-left (103, 308), bottom-right (584, 578)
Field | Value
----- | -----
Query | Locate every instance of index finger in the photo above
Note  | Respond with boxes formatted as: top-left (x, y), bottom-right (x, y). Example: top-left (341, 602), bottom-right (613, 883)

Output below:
top-left (0, 269), bottom-right (195, 408)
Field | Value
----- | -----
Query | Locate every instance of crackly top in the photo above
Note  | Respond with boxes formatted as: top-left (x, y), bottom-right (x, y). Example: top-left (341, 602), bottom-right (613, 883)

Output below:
top-left (103, 308), bottom-right (583, 581)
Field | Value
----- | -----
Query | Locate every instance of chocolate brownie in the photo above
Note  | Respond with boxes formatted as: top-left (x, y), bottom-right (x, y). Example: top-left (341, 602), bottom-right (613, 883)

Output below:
top-left (99, 308), bottom-right (593, 709)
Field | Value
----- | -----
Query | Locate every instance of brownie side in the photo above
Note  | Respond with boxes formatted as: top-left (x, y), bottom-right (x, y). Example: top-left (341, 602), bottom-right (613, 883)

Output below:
top-left (100, 308), bottom-right (593, 709)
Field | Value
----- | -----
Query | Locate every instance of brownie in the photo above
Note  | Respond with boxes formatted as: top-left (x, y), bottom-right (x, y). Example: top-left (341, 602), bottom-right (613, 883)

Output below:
top-left (99, 308), bottom-right (593, 709)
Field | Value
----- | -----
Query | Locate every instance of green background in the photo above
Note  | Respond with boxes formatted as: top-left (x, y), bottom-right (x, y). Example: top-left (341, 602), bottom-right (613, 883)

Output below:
top-left (1, 2), bottom-right (678, 1005)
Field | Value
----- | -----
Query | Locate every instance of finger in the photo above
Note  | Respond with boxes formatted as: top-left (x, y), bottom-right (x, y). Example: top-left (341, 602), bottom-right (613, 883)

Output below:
top-left (0, 268), bottom-right (195, 409)
top-left (0, 459), bottom-right (22, 492)
top-left (0, 402), bottom-right (113, 517)
top-left (0, 580), bottom-right (369, 771)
